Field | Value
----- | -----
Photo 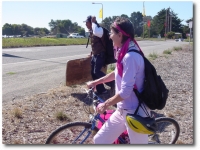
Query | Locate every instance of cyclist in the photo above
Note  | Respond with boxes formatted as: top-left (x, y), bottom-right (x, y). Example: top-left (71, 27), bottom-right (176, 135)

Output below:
top-left (87, 16), bottom-right (151, 144)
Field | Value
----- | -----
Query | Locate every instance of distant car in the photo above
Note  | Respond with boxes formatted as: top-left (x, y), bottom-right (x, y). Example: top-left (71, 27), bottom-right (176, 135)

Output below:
top-left (175, 38), bottom-right (183, 42)
top-left (67, 33), bottom-right (84, 38)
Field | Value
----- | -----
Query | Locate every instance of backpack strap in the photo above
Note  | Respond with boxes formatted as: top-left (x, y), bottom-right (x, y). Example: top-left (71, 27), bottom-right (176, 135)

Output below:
top-left (128, 49), bottom-right (143, 57)
top-left (86, 36), bottom-right (90, 48)
top-left (128, 49), bottom-right (151, 117)
top-left (128, 49), bottom-right (144, 91)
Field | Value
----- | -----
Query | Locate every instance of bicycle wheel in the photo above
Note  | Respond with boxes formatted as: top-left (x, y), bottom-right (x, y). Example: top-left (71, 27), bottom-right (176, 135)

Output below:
top-left (148, 117), bottom-right (180, 144)
top-left (45, 122), bottom-right (99, 144)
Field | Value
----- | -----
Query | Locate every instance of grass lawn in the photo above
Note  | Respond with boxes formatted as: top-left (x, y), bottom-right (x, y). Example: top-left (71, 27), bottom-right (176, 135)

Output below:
top-left (2, 37), bottom-right (88, 48)
top-left (2, 37), bottom-right (170, 49)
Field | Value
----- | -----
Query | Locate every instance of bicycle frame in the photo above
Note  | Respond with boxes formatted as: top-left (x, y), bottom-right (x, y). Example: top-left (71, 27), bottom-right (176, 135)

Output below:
top-left (72, 113), bottom-right (126, 144)
top-left (72, 89), bottom-right (127, 144)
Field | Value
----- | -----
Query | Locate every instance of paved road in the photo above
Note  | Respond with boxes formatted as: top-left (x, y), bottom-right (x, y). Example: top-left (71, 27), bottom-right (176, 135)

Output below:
top-left (2, 40), bottom-right (188, 103)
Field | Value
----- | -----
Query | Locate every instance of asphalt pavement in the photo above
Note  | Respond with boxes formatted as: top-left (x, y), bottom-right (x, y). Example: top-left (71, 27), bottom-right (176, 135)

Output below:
top-left (2, 40), bottom-right (188, 103)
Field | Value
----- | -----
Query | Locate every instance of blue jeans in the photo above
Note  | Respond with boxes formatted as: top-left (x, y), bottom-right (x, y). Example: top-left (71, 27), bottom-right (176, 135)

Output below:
top-left (91, 52), bottom-right (107, 93)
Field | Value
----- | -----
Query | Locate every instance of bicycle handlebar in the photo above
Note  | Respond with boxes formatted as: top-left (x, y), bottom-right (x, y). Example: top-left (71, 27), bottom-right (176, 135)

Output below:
top-left (83, 88), bottom-right (106, 114)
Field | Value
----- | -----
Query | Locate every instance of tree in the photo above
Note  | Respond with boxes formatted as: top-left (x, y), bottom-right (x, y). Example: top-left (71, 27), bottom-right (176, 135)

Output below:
top-left (129, 12), bottom-right (143, 37)
top-left (186, 18), bottom-right (193, 23)
top-left (151, 8), bottom-right (184, 37)
top-left (34, 27), bottom-right (41, 35)
top-left (21, 24), bottom-right (34, 36)
top-left (166, 31), bottom-right (175, 39)
top-left (61, 19), bottom-right (73, 34)
top-left (78, 28), bottom-right (85, 36)
top-left (48, 19), bottom-right (83, 35)
top-left (2, 23), bottom-right (13, 35)
top-left (12, 24), bottom-right (22, 36)
top-left (181, 24), bottom-right (190, 38)
top-left (101, 17), bottom-right (113, 30)
top-left (121, 14), bottom-right (129, 19)
top-left (151, 9), bottom-right (166, 37)
top-left (49, 19), bottom-right (59, 34)
top-left (170, 11), bottom-right (183, 33)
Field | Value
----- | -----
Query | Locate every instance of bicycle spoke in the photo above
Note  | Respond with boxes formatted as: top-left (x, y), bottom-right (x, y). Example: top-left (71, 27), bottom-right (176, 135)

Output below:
top-left (148, 118), bottom-right (180, 144)
top-left (46, 122), bottom-right (98, 144)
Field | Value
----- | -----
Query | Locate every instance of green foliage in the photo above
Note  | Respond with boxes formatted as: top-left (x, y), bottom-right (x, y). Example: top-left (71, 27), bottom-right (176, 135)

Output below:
top-left (55, 111), bottom-right (70, 121)
top-left (2, 19), bottom-right (85, 37)
top-left (148, 52), bottom-right (158, 60)
top-left (13, 107), bottom-right (23, 119)
top-left (49, 19), bottom-right (85, 35)
top-left (185, 38), bottom-right (193, 42)
top-left (121, 14), bottom-right (129, 19)
top-left (2, 23), bottom-right (49, 37)
top-left (130, 12), bottom-right (143, 37)
top-left (107, 64), bottom-right (115, 74)
top-left (7, 72), bottom-right (16, 75)
top-left (2, 23), bottom-right (13, 35)
top-left (2, 38), bottom-right (88, 48)
top-left (167, 32), bottom-right (175, 39)
top-left (173, 46), bottom-right (182, 51)
top-left (101, 16), bottom-right (114, 30)
top-left (163, 49), bottom-right (172, 54)
top-left (2, 37), bottom-right (167, 48)
top-left (78, 28), bottom-right (86, 36)
top-left (150, 8), bottom-right (184, 37)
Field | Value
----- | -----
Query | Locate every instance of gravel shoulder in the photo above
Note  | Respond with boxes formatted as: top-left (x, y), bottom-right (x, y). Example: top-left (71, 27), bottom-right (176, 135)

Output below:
top-left (2, 45), bottom-right (193, 144)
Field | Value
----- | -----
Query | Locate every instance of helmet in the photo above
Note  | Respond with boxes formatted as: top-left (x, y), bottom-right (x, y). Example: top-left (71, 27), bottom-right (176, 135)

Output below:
top-left (126, 113), bottom-right (157, 134)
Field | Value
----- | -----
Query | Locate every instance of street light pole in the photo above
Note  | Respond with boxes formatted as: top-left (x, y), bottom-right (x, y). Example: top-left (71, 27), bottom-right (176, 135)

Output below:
top-left (92, 2), bottom-right (103, 23)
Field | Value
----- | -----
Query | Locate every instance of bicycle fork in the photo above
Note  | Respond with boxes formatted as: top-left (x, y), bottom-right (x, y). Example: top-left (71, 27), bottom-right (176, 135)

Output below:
top-left (72, 128), bottom-right (93, 144)
top-left (72, 120), bottom-right (97, 144)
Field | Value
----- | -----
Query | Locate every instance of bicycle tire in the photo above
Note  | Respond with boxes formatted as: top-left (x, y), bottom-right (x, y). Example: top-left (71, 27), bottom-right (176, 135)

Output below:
top-left (148, 117), bottom-right (180, 144)
top-left (45, 122), bottom-right (99, 144)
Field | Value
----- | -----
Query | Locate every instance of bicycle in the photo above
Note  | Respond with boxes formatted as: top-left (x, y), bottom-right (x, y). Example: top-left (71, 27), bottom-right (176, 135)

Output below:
top-left (45, 88), bottom-right (180, 144)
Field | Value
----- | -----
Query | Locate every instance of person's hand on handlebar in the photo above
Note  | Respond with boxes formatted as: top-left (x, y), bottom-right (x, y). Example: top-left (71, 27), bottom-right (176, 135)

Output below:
top-left (96, 103), bottom-right (108, 114)
top-left (86, 81), bottom-right (96, 90)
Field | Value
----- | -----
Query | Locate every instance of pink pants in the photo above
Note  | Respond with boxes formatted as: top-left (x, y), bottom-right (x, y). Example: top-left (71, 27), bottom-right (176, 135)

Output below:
top-left (93, 108), bottom-right (149, 144)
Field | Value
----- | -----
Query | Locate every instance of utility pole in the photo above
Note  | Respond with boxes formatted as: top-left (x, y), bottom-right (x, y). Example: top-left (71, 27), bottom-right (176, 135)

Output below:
top-left (143, 18), bottom-right (144, 39)
top-left (170, 9), bottom-right (172, 32)
top-left (167, 8), bottom-right (170, 33)
top-left (142, 1), bottom-right (145, 39)
top-left (165, 8), bottom-right (167, 41)
top-left (149, 27), bottom-right (150, 38)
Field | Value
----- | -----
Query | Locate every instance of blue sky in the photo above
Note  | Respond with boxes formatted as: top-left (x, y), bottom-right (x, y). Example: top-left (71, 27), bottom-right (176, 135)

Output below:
top-left (2, 0), bottom-right (193, 32)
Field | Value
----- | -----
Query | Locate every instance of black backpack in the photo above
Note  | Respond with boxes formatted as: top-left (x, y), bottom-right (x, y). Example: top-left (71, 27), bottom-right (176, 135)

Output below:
top-left (86, 23), bottom-right (116, 65)
top-left (101, 27), bottom-right (117, 65)
top-left (128, 49), bottom-right (169, 110)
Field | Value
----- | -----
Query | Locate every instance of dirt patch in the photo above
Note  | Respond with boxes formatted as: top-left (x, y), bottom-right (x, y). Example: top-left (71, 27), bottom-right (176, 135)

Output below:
top-left (2, 45), bottom-right (193, 144)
